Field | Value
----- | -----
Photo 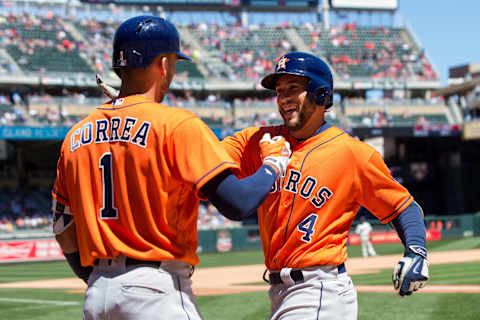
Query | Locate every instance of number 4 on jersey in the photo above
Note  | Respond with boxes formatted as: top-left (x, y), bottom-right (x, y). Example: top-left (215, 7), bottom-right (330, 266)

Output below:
top-left (297, 214), bottom-right (318, 243)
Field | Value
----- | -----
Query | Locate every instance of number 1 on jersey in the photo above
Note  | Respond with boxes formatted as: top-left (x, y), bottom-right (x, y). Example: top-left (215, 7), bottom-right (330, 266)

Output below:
top-left (99, 153), bottom-right (118, 219)
top-left (297, 214), bottom-right (318, 243)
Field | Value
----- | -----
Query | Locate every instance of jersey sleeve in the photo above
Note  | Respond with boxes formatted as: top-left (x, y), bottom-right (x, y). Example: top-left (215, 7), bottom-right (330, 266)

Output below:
top-left (51, 149), bottom-right (74, 235)
top-left (221, 129), bottom-right (248, 178)
top-left (171, 117), bottom-right (239, 194)
top-left (221, 127), bottom-right (260, 179)
top-left (358, 151), bottom-right (413, 224)
top-left (51, 149), bottom-right (70, 207)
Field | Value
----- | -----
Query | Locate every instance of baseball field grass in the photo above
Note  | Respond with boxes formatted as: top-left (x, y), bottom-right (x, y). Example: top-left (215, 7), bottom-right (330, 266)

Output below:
top-left (0, 237), bottom-right (478, 320)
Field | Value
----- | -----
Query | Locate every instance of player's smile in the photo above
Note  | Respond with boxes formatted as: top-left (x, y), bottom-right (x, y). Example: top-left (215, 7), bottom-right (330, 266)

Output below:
top-left (280, 103), bottom-right (299, 121)
top-left (276, 75), bottom-right (310, 128)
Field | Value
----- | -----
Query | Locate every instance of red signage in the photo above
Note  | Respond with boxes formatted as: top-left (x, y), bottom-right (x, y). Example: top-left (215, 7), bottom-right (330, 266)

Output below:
top-left (0, 239), bottom-right (64, 263)
top-left (348, 229), bottom-right (441, 245)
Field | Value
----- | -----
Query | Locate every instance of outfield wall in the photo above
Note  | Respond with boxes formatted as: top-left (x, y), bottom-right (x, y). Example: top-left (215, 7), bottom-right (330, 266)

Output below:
top-left (0, 214), bottom-right (479, 260)
top-left (197, 214), bottom-right (480, 253)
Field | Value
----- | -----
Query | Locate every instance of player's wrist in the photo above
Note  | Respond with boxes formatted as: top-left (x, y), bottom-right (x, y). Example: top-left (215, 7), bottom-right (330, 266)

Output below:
top-left (262, 162), bottom-right (280, 177)
top-left (405, 245), bottom-right (427, 258)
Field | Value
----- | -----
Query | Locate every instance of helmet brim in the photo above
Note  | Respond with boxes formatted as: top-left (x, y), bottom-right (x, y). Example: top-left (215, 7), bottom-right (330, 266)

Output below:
top-left (261, 72), bottom-right (310, 91)
top-left (177, 51), bottom-right (192, 61)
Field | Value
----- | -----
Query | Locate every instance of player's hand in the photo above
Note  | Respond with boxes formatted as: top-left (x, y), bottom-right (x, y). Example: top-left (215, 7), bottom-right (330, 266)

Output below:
top-left (392, 245), bottom-right (429, 297)
top-left (96, 74), bottom-right (119, 99)
top-left (259, 133), bottom-right (291, 177)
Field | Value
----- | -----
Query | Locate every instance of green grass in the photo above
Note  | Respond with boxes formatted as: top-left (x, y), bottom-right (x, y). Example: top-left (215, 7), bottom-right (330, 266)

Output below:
top-left (199, 237), bottom-right (480, 269)
top-left (0, 289), bottom-right (478, 320)
top-left (357, 292), bottom-right (480, 320)
top-left (347, 241), bottom-right (403, 257)
top-left (197, 291), bottom-right (480, 320)
top-left (346, 237), bottom-right (479, 258)
top-left (0, 261), bottom-right (75, 283)
top-left (351, 261), bottom-right (480, 285)
top-left (197, 250), bottom-right (265, 268)
top-left (0, 289), bottom-right (83, 320)
top-left (197, 291), bottom-right (269, 320)
top-left (0, 237), bottom-right (478, 319)
top-left (428, 236), bottom-right (480, 251)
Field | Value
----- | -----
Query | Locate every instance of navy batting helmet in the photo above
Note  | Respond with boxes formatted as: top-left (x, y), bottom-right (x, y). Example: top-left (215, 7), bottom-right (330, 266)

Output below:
top-left (112, 16), bottom-right (191, 76)
top-left (261, 52), bottom-right (334, 108)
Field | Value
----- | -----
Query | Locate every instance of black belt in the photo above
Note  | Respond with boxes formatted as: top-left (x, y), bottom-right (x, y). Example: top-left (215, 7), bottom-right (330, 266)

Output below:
top-left (126, 257), bottom-right (162, 268)
top-left (267, 263), bottom-right (346, 285)
top-left (94, 257), bottom-right (162, 268)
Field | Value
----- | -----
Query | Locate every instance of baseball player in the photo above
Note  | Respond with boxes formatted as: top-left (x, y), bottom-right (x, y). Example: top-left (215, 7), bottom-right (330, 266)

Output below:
top-left (51, 16), bottom-right (291, 320)
top-left (355, 215), bottom-right (377, 257)
top-left (221, 52), bottom-right (429, 319)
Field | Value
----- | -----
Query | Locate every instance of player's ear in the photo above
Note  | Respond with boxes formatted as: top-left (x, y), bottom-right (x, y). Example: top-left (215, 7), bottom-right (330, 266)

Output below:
top-left (152, 55), bottom-right (168, 78)
top-left (159, 55), bottom-right (168, 77)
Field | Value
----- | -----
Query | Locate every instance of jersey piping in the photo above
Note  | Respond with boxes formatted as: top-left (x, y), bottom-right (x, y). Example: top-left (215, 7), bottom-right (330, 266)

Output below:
top-left (193, 161), bottom-right (237, 190)
top-left (96, 101), bottom-right (151, 110)
top-left (281, 131), bottom-right (347, 249)
top-left (52, 189), bottom-right (69, 204)
top-left (380, 195), bottom-right (412, 223)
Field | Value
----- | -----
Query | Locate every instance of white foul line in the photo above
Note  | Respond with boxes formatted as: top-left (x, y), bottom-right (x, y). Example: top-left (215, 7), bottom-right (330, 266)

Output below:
top-left (0, 298), bottom-right (81, 306)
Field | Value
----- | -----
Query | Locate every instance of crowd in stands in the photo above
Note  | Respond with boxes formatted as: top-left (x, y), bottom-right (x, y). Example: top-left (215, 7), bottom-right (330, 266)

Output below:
top-left (0, 91), bottom-right (88, 126)
top-left (357, 109), bottom-right (434, 128)
top-left (301, 23), bottom-right (437, 81)
top-left (0, 8), bottom-right (439, 83)
top-left (0, 88), bottom-right (452, 129)
top-left (0, 11), bottom-right (91, 74)
top-left (0, 189), bottom-right (51, 233)
top-left (76, 17), bottom-right (197, 78)
top-left (190, 22), bottom-right (292, 81)
top-left (75, 17), bottom-right (119, 76)
top-left (0, 186), bottom-right (238, 233)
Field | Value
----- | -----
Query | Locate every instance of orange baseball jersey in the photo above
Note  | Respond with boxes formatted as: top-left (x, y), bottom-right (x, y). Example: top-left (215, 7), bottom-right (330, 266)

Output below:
top-left (222, 123), bottom-right (413, 270)
top-left (52, 95), bottom-right (238, 267)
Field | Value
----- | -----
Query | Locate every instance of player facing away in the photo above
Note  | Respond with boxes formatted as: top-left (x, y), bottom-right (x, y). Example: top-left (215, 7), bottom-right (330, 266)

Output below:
top-left (222, 52), bottom-right (429, 319)
top-left (51, 16), bottom-right (291, 320)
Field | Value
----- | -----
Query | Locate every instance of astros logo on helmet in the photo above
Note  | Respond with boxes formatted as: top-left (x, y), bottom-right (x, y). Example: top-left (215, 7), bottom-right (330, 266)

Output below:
top-left (262, 52), bottom-right (334, 108)
top-left (276, 56), bottom-right (290, 70)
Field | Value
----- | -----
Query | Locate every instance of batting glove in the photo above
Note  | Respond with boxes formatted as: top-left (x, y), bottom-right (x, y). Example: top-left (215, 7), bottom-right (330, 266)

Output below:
top-left (392, 245), bottom-right (429, 297)
top-left (259, 133), bottom-right (291, 177)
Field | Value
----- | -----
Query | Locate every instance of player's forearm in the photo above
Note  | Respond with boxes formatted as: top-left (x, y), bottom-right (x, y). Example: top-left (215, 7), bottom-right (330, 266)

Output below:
top-left (54, 223), bottom-right (92, 284)
top-left (201, 165), bottom-right (277, 221)
top-left (63, 251), bottom-right (93, 284)
top-left (391, 201), bottom-right (426, 251)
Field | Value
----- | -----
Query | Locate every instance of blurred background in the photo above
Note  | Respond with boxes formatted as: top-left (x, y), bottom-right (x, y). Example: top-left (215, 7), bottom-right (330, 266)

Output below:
top-left (0, 0), bottom-right (479, 258)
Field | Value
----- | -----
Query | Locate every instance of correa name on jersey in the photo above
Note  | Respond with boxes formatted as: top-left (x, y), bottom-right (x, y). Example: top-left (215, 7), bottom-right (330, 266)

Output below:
top-left (70, 116), bottom-right (152, 152)
top-left (270, 168), bottom-right (333, 209)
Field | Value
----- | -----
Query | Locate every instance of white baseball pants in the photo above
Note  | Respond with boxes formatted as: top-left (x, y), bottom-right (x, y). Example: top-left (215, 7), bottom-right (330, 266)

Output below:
top-left (83, 255), bottom-right (202, 320)
top-left (268, 265), bottom-right (357, 320)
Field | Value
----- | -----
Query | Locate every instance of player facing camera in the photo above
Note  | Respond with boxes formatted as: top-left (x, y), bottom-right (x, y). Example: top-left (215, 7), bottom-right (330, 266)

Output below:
top-left (220, 51), bottom-right (429, 319)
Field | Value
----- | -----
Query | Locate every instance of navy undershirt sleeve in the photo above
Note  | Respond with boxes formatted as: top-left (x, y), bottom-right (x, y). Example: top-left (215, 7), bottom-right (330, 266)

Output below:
top-left (391, 201), bottom-right (426, 250)
top-left (201, 165), bottom-right (277, 221)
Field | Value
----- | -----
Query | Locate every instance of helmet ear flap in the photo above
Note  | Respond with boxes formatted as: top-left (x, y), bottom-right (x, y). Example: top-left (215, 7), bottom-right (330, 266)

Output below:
top-left (307, 83), bottom-right (333, 108)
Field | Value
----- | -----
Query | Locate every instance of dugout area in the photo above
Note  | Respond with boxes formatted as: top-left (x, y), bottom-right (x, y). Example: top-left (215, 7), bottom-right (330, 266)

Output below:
top-left (388, 136), bottom-right (480, 215)
top-left (1, 133), bottom-right (480, 216)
